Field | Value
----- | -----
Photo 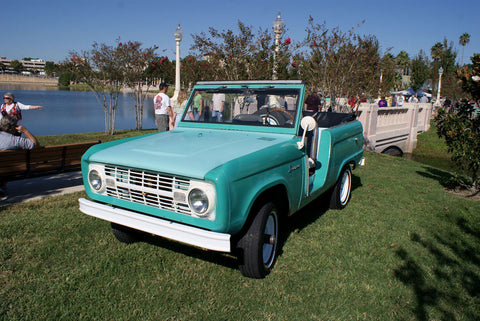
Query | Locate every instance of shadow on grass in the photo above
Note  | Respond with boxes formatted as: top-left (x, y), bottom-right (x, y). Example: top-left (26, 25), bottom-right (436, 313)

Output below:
top-left (416, 166), bottom-right (458, 190)
top-left (142, 234), bottom-right (239, 272)
top-left (287, 173), bottom-right (362, 233)
top-left (119, 174), bottom-right (363, 275)
top-left (394, 216), bottom-right (480, 320)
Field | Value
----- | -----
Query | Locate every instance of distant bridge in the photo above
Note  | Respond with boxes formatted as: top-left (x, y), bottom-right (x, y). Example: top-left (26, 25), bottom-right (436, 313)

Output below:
top-left (357, 103), bottom-right (433, 155)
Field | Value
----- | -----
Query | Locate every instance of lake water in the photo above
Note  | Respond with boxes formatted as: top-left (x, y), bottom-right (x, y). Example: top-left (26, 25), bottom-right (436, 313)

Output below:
top-left (0, 84), bottom-right (156, 136)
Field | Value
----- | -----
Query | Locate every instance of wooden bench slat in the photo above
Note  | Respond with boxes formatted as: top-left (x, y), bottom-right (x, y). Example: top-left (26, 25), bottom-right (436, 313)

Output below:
top-left (0, 140), bottom-right (100, 180)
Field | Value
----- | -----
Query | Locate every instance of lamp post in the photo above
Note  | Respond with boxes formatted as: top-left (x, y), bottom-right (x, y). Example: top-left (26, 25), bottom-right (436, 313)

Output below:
top-left (435, 66), bottom-right (443, 107)
top-left (172, 24), bottom-right (183, 105)
top-left (272, 12), bottom-right (284, 80)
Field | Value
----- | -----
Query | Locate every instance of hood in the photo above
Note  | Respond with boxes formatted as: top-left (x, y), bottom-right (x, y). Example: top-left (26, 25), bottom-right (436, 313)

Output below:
top-left (87, 128), bottom-right (295, 179)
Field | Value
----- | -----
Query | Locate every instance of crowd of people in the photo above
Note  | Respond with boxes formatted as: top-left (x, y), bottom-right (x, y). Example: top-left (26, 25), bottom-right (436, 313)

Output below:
top-left (376, 93), bottom-right (431, 107)
top-left (0, 92), bottom-right (43, 200)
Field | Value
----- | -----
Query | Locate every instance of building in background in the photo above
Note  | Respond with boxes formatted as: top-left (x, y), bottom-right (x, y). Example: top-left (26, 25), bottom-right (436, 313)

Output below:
top-left (0, 57), bottom-right (47, 75)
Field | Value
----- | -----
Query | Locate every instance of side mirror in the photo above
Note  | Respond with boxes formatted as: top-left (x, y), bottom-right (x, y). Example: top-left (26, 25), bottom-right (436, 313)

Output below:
top-left (297, 116), bottom-right (317, 149)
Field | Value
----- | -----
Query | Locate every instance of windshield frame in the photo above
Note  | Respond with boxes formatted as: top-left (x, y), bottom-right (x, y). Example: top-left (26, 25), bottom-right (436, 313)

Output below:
top-left (177, 81), bottom-right (305, 135)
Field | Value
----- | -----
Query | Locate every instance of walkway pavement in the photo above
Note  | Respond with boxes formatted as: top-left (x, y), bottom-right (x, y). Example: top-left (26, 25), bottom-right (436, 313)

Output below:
top-left (1, 171), bottom-right (85, 205)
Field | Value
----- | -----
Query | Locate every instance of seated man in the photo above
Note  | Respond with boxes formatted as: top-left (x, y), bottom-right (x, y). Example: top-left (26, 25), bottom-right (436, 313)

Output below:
top-left (0, 115), bottom-right (39, 200)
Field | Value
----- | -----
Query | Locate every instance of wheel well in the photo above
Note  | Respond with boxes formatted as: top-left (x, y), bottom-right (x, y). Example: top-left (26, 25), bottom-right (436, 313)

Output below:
top-left (251, 185), bottom-right (289, 218)
top-left (233, 184), bottom-right (289, 243)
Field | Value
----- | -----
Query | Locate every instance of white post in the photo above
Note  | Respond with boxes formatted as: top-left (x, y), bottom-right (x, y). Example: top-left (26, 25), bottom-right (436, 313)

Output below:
top-left (435, 67), bottom-right (443, 107)
top-left (272, 12), bottom-right (284, 80)
top-left (172, 24), bottom-right (183, 106)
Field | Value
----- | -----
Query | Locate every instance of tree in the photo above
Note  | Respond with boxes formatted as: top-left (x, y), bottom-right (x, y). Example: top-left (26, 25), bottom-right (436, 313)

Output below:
top-left (70, 42), bottom-right (126, 135)
top-left (430, 39), bottom-right (457, 75)
top-left (9, 60), bottom-right (23, 73)
top-left (145, 55), bottom-right (174, 85)
top-left (180, 55), bottom-right (213, 89)
top-left (435, 102), bottom-right (480, 195)
top-left (457, 53), bottom-right (480, 102)
top-left (410, 50), bottom-right (430, 91)
top-left (190, 21), bottom-right (281, 81)
top-left (434, 53), bottom-right (480, 195)
top-left (430, 39), bottom-right (458, 99)
top-left (459, 32), bottom-right (471, 66)
top-left (298, 18), bottom-right (381, 111)
top-left (117, 40), bottom-right (158, 130)
top-left (44, 61), bottom-right (58, 77)
top-left (379, 53), bottom-right (401, 93)
top-left (396, 50), bottom-right (410, 77)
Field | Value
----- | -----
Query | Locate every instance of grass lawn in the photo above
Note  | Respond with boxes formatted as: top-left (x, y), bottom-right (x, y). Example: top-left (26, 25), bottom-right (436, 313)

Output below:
top-left (1, 129), bottom-right (479, 320)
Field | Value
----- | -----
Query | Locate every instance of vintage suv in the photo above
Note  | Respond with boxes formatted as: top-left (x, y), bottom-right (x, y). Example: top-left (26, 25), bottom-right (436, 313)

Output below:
top-left (79, 80), bottom-right (364, 278)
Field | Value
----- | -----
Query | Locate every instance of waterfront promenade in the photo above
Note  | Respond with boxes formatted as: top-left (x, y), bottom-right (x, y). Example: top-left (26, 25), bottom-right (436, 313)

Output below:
top-left (0, 74), bottom-right (57, 86)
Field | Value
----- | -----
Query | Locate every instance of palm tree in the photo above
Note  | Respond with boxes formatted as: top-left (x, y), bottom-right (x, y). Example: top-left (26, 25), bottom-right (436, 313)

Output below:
top-left (396, 51), bottom-right (410, 76)
top-left (459, 32), bottom-right (471, 66)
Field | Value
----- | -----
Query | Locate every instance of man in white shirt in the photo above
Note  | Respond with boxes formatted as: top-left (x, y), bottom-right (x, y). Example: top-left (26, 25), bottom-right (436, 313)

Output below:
top-left (153, 83), bottom-right (174, 132)
top-left (211, 93), bottom-right (225, 122)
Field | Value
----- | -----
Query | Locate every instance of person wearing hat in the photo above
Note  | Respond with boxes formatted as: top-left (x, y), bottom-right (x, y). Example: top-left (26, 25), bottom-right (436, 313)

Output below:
top-left (1, 92), bottom-right (43, 124)
top-left (153, 83), bottom-right (173, 132)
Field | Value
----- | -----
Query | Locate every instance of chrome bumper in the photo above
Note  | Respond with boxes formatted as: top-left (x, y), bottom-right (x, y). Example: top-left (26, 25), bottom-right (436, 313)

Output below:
top-left (78, 198), bottom-right (231, 252)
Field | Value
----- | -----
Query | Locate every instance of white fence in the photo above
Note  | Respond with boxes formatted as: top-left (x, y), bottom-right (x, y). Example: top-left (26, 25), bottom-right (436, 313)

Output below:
top-left (357, 103), bottom-right (433, 154)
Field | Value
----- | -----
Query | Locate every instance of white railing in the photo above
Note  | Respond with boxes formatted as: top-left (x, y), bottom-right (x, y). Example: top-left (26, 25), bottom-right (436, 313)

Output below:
top-left (356, 103), bottom-right (433, 154)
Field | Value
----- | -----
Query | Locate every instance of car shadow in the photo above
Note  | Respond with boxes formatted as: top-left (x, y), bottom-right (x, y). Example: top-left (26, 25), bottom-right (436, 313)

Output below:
top-left (126, 173), bottom-right (363, 275)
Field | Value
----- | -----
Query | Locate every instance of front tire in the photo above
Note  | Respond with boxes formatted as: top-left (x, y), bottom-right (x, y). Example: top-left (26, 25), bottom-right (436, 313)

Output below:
top-left (329, 166), bottom-right (352, 209)
top-left (236, 201), bottom-right (280, 278)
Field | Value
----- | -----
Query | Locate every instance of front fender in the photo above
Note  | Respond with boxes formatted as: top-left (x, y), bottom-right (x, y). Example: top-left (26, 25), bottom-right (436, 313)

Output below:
top-left (207, 157), bottom-right (304, 235)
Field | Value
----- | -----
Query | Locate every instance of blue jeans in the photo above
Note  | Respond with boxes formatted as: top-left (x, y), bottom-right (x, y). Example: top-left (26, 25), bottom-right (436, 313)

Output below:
top-left (211, 110), bottom-right (223, 122)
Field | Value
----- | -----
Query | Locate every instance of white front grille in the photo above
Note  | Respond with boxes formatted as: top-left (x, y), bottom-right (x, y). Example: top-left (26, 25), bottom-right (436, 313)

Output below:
top-left (104, 165), bottom-right (193, 215)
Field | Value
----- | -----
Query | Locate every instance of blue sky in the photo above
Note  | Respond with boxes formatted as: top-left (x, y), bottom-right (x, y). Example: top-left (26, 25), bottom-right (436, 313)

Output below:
top-left (2, 0), bottom-right (479, 64)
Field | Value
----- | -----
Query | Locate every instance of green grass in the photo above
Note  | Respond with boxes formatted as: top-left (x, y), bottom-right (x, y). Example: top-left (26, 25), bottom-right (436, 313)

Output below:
top-left (1, 127), bottom-right (479, 320)
top-left (37, 128), bottom-right (157, 146)
top-left (410, 122), bottom-right (457, 173)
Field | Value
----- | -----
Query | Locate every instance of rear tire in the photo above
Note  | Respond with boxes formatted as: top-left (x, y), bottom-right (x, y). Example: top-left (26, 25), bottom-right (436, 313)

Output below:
top-left (329, 166), bottom-right (352, 209)
top-left (111, 223), bottom-right (142, 244)
top-left (236, 201), bottom-right (280, 278)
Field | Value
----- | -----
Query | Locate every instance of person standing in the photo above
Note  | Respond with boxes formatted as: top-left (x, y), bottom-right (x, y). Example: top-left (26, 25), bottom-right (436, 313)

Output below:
top-left (0, 115), bottom-right (40, 200)
top-left (192, 91), bottom-right (203, 120)
top-left (396, 93), bottom-right (405, 107)
top-left (408, 95), bottom-right (418, 103)
top-left (378, 96), bottom-right (388, 107)
top-left (211, 93), bottom-right (225, 122)
top-left (1, 92), bottom-right (43, 124)
top-left (171, 90), bottom-right (188, 129)
top-left (153, 83), bottom-right (173, 132)
top-left (305, 91), bottom-right (322, 112)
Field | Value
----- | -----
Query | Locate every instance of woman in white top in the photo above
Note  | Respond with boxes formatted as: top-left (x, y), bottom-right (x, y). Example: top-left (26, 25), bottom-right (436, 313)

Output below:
top-left (1, 92), bottom-right (43, 125)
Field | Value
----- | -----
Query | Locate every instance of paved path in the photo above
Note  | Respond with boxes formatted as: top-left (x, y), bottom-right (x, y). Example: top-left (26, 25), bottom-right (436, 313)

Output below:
top-left (1, 171), bottom-right (84, 205)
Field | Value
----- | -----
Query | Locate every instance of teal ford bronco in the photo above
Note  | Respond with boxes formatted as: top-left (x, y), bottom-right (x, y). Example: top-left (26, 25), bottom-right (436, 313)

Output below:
top-left (79, 80), bottom-right (364, 278)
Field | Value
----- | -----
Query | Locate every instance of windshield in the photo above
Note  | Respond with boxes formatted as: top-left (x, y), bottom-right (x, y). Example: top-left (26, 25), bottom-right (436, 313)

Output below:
top-left (181, 87), bottom-right (301, 128)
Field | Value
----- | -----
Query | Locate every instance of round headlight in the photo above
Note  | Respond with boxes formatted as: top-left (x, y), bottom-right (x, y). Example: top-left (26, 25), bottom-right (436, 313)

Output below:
top-left (188, 188), bottom-right (209, 215)
top-left (88, 169), bottom-right (103, 191)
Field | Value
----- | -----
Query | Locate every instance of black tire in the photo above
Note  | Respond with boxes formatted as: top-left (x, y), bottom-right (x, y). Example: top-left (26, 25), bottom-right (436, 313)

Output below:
top-left (111, 223), bottom-right (141, 244)
top-left (236, 201), bottom-right (280, 278)
top-left (329, 166), bottom-right (352, 209)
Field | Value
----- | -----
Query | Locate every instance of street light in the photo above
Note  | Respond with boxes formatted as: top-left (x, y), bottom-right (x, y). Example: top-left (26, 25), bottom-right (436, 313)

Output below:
top-left (172, 24), bottom-right (183, 104)
top-left (435, 66), bottom-right (443, 107)
top-left (272, 12), bottom-right (284, 80)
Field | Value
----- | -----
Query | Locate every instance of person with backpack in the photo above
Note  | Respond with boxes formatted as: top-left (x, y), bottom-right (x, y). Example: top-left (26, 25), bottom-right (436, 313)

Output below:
top-left (1, 92), bottom-right (43, 124)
